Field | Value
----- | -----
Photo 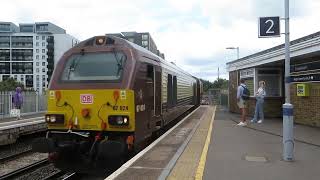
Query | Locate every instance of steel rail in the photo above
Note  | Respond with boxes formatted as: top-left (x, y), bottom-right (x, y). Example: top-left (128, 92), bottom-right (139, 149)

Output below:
top-left (0, 158), bottom-right (49, 180)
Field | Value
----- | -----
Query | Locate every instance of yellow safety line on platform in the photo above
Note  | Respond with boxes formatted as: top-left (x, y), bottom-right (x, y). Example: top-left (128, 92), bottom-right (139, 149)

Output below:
top-left (195, 106), bottom-right (216, 180)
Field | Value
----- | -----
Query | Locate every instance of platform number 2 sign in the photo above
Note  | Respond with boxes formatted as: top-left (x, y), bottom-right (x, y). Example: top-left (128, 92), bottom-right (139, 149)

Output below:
top-left (258, 17), bottom-right (280, 38)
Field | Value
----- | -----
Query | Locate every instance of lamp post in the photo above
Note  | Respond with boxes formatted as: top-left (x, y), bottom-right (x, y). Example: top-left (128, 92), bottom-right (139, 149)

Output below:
top-left (282, 0), bottom-right (294, 162)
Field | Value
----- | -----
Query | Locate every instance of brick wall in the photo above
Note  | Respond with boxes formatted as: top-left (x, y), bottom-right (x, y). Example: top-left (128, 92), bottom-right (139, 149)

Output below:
top-left (291, 83), bottom-right (320, 127)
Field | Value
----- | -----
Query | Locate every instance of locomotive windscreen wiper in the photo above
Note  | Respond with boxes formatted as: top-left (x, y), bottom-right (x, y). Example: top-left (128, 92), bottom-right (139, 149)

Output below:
top-left (67, 55), bottom-right (81, 80)
top-left (112, 50), bottom-right (126, 76)
top-left (66, 49), bottom-right (85, 80)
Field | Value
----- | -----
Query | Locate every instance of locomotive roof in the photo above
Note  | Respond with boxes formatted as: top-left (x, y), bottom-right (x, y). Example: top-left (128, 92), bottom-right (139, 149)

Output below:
top-left (73, 35), bottom-right (197, 80)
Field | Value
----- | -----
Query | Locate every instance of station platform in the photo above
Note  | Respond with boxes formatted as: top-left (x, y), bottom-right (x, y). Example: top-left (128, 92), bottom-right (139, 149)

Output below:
top-left (106, 105), bottom-right (320, 180)
top-left (0, 113), bottom-right (45, 145)
top-left (203, 106), bottom-right (320, 180)
top-left (106, 105), bottom-right (215, 180)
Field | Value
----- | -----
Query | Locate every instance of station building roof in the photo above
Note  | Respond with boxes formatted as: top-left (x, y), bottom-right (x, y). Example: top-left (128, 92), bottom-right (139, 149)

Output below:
top-left (226, 31), bottom-right (320, 72)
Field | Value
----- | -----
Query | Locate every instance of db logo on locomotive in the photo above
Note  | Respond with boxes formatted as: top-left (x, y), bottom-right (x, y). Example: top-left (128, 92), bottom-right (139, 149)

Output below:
top-left (80, 94), bottom-right (94, 104)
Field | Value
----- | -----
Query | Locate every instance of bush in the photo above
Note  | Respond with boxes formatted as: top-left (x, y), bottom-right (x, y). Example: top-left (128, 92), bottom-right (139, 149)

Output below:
top-left (0, 78), bottom-right (25, 91)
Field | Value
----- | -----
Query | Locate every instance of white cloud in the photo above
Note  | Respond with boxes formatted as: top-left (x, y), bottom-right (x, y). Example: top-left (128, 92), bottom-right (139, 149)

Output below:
top-left (1, 0), bottom-right (320, 82)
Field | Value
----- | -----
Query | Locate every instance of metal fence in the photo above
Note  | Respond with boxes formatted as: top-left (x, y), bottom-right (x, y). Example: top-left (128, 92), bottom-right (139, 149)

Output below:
top-left (203, 89), bottom-right (229, 107)
top-left (0, 91), bottom-right (47, 119)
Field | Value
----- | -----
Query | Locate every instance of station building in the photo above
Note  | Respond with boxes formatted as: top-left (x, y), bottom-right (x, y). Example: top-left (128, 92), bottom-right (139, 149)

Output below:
top-left (227, 31), bottom-right (320, 127)
top-left (0, 22), bottom-right (79, 93)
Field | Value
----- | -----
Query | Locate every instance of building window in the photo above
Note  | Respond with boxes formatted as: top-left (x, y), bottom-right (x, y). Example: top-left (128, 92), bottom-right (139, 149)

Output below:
top-left (42, 62), bottom-right (45, 66)
top-left (36, 24), bottom-right (48, 32)
top-left (36, 75), bottom-right (39, 81)
top-left (42, 49), bottom-right (45, 53)
top-left (240, 68), bottom-right (254, 96)
top-left (36, 55), bottom-right (39, 59)
top-left (42, 36), bottom-right (45, 40)
top-left (42, 42), bottom-right (45, 47)
top-left (142, 34), bottom-right (148, 40)
top-left (42, 68), bottom-right (45, 72)
top-left (20, 76), bottom-right (24, 81)
top-left (36, 68), bottom-right (39, 73)
top-left (36, 49), bottom-right (39, 53)
top-left (0, 24), bottom-right (10, 31)
top-left (36, 36), bottom-right (39, 40)
top-left (36, 42), bottom-right (39, 46)
top-left (128, 38), bottom-right (134, 42)
top-left (0, 49), bottom-right (10, 61)
top-left (36, 62), bottom-right (39, 66)
top-left (11, 62), bottom-right (33, 74)
top-left (42, 55), bottom-right (45, 59)
top-left (142, 40), bottom-right (148, 46)
top-left (2, 75), bottom-right (10, 81)
top-left (25, 75), bottom-right (33, 87)
top-left (20, 25), bottom-right (34, 32)
top-left (257, 69), bottom-right (282, 97)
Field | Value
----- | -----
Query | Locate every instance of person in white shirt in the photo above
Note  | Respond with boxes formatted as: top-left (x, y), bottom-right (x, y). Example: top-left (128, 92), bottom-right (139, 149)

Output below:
top-left (251, 81), bottom-right (266, 123)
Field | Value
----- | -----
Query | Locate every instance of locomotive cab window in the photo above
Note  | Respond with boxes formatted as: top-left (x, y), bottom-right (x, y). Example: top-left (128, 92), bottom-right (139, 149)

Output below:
top-left (60, 52), bottom-right (126, 81)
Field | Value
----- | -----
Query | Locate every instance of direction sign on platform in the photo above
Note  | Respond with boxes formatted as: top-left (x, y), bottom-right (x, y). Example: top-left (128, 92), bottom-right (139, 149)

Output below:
top-left (258, 16), bottom-right (280, 38)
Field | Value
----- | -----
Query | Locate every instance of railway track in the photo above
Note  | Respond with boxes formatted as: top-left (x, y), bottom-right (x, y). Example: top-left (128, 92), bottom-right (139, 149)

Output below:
top-left (0, 149), bottom-right (32, 164)
top-left (0, 158), bottom-right (49, 180)
top-left (0, 109), bottom-right (197, 180)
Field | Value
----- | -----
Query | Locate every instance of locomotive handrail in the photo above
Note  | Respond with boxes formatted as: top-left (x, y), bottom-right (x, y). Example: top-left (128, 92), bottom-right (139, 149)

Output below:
top-left (47, 130), bottom-right (89, 138)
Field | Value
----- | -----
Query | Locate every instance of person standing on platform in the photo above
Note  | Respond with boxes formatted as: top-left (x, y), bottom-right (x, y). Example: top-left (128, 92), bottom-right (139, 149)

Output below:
top-left (251, 81), bottom-right (266, 123)
top-left (237, 79), bottom-right (250, 126)
top-left (12, 87), bottom-right (24, 120)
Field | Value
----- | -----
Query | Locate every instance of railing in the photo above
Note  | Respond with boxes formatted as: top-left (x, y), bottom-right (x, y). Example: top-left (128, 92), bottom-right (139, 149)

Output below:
top-left (0, 91), bottom-right (47, 119)
top-left (203, 89), bottom-right (229, 107)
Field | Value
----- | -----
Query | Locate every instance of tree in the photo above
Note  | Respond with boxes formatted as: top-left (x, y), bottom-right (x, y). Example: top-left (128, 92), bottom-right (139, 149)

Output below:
top-left (200, 78), bottom-right (229, 92)
top-left (0, 78), bottom-right (25, 91)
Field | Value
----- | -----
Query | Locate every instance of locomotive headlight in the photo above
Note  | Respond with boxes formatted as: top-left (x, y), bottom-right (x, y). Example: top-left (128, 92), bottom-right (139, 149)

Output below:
top-left (116, 116), bottom-right (124, 125)
top-left (108, 115), bottom-right (129, 126)
top-left (50, 116), bottom-right (56, 123)
top-left (45, 114), bottom-right (65, 124)
top-left (45, 115), bottom-right (50, 122)
top-left (123, 117), bottom-right (128, 124)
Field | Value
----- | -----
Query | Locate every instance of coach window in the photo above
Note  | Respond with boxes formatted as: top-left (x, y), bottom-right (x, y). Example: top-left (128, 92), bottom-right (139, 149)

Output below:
top-left (173, 76), bottom-right (177, 106)
top-left (167, 74), bottom-right (173, 107)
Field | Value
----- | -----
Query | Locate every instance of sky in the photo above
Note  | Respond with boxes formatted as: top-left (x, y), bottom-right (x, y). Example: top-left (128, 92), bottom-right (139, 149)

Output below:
top-left (1, 0), bottom-right (320, 81)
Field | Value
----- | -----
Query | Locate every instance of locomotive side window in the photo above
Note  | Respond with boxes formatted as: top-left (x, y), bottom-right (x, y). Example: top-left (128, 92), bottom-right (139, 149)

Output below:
top-left (60, 52), bottom-right (126, 81)
top-left (147, 64), bottom-right (154, 80)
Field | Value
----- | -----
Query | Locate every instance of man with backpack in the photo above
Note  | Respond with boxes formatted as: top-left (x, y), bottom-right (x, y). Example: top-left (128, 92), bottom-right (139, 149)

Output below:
top-left (236, 79), bottom-right (250, 126)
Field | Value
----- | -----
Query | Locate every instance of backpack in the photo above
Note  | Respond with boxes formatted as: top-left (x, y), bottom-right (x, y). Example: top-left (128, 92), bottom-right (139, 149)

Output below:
top-left (241, 85), bottom-right (250, 100)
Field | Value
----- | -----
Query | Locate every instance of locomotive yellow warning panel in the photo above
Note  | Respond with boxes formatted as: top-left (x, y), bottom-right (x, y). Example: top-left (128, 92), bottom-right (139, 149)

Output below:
top-left (46, 89), bottom-right (135, 132)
